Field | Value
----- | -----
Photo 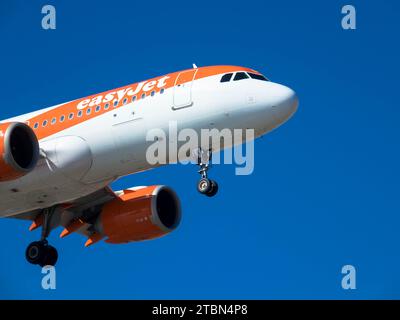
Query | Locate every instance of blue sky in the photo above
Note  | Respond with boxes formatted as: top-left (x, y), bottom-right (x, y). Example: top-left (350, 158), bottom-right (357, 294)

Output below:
top-left (0, 0), bottom-right (399, 299)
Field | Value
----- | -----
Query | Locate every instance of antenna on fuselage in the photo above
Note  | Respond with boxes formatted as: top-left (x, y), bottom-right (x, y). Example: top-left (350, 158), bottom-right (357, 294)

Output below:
top-left (192, 63), bottom-right (198, 69)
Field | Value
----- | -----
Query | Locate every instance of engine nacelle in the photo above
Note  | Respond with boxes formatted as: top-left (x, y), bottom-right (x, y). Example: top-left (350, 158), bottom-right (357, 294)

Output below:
top-left (0, 122), bottom-right (39, 181)
top-left (95, 186), bottom-right (181, 243)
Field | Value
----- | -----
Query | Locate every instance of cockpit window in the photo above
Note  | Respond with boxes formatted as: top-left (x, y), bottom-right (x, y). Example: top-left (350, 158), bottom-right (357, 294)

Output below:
top-left (248, 72), bottom-right (269, 81)
top-left (233, 72), bottom-right (249, 81)
top-left (220, 73), bottom-right (233, 82)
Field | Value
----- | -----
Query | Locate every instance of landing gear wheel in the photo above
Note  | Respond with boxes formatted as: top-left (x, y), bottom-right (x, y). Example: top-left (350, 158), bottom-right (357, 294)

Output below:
top-left (42, 245), bottom-right (58, 267)
top-left (25, 206), bottom-right (59, 267)
top-left (194, 148), bottom-right (220, 196)
top-left (26, 241), bottom-right (47, 266)
top-left (206, 180), bottom-right (219, 197)
top-left (25, 241), bottom-right (58, 267)
top-left (197, 178), bottom-right (212, 194)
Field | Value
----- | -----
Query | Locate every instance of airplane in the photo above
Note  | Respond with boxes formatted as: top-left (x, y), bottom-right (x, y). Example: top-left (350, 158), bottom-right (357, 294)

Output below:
top-left (0, 65), bottom-right (298, 267)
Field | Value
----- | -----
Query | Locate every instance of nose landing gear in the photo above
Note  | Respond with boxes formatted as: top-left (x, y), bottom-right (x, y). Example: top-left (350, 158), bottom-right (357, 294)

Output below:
top-left (197, 178), bottom-right (219, 197)
top-left (26, 206), bottom-right (58, 267)
top-left (195, 148), bottom-right (219, 197)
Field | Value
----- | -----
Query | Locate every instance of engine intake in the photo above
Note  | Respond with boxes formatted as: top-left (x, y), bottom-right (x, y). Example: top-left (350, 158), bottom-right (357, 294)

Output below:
top-left (95, 185), bottom-right (181, 243)
top-left (0, 122), bottom-right (39, 181)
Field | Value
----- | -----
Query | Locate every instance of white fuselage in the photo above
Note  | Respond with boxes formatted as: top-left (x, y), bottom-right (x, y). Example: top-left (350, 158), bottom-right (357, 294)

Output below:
top-left (0, 66), bottom-right (298, 217)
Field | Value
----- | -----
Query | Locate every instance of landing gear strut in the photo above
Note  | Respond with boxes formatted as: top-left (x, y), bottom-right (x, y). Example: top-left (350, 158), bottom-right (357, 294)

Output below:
top-left (196, 148), bottom-right (218, 197)
top-left (26, 207), bottom-right (58, 267)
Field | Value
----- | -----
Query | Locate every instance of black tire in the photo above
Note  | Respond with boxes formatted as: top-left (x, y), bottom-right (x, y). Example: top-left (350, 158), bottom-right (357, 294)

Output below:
top-left (197, 178), bottom-right (212, 194)
top-left (40, 245), bottom-right (58, 267)
top-left (206, 180), bottom-right (219, 197)
top-left (25, 241), bottom-right (47, 265)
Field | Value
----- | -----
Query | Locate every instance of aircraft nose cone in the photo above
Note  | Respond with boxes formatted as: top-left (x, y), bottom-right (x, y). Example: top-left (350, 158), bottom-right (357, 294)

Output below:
top-left (273, 85), bottom-right (298, 122)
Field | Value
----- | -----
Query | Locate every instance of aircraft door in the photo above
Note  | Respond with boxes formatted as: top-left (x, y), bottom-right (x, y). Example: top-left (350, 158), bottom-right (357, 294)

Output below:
top-left (173, 69), bottom-right (197, 110)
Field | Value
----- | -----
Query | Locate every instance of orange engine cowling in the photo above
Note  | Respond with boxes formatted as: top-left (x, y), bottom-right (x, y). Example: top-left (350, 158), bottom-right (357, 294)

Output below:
top-left (94, 186), bottom-right (181, 243)
top-left (0, 122), bottom-right (39, 181)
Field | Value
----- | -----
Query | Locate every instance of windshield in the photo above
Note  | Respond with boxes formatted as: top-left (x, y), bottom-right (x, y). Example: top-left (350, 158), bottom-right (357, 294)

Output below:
top-left (248, 72), bottom-right (269, 81)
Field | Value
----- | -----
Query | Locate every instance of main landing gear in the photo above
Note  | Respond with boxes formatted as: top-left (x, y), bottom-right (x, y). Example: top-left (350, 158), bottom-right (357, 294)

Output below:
top-left (25, 207), bottom-right (58, 267)
top-left (196, 148), bottom-right (218, 197)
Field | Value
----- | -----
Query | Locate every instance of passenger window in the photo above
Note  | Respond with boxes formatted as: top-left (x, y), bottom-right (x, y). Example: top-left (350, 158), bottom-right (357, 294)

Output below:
top-left (42, 120), bottom-right (48, 127)
top-left (86, 108), bottom-right (92, 115)
top-left (34, 122), bottom-right (39, 129)
top-left (95, 105), bottom-right (101, 112)
top-left (141, 93), bottom-right (146, 99)
top-left (104, 103), bottom-right (109, 110)
top-left (233, 72), bottom-right (249, 81)
top-left (51, 117), bottom-right (56, 124)
top-left (60, 115), bottom-right (65, 122)
top-left (220, 73), bottom-right (233, 82)
top-left (68, 113), bottom-right (74, 120)
top-left (113, 100), bottom-right (118, 107)
top-left (77, 110), bottom-right (83, 117)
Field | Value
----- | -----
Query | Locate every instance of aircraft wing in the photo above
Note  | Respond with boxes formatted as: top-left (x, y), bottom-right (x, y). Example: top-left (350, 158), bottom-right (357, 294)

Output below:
top-left (11, 186), bottom-right (117, 245)
top-left (11, 183), bottom-right (181, 252)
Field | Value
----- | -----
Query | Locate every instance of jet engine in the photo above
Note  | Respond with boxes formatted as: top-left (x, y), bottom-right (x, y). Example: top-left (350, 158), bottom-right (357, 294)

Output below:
top-left (0, 122), bottom-right (39, 181)
top-left (94, 185), bottom-right (181, 243)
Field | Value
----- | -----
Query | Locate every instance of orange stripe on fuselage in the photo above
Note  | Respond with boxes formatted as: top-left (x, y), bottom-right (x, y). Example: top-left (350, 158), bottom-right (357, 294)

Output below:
top-left (26, 66), bottom-right (256, 140)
